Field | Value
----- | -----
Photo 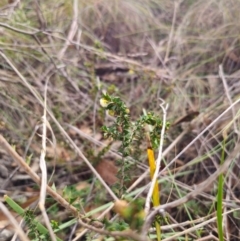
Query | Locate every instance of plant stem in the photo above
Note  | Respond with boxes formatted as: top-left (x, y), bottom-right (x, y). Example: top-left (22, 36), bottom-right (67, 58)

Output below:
top-left (217, 138), bottom-right (226, 241)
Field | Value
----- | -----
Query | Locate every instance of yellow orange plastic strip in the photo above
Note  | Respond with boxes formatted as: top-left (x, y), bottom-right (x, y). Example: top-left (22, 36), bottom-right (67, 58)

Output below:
top-left (147, 147), bottom-right (161, 241)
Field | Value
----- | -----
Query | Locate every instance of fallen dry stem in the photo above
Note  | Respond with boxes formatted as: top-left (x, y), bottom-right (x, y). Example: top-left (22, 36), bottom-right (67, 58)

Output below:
top-left (77, 217), bottom-right (150, 241)
top-left (219, 64), bottom-right (238, 135)
top-left (0, 22), bottom-right (169, 80)
top-left (0, 50), bottom-right (118, 202)
top-left (161, 207), bottom-right (240, 241)
top-left (0, 134), bottom-right (102, 228)
top-left (146, 139), bottom-right (240, 225)
top-left (0, 134), bottom-right (150, 241)
top-left (160, 97), bottom-right (240, 175)
top-left (38, 80), bottom-right (56, 241)
top-left (57, 0), bottom-right (78, 59)
top-left (0, 202), bottom-right (30, 241)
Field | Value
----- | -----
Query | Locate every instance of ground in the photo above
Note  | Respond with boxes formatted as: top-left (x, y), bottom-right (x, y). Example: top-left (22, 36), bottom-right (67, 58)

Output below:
top-left (0, 1), bottom-right (240, 241)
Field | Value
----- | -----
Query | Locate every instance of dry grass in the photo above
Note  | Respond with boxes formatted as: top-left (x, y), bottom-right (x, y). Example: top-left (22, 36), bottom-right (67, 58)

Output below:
top-left (1, 0), bottom-right (240, 240)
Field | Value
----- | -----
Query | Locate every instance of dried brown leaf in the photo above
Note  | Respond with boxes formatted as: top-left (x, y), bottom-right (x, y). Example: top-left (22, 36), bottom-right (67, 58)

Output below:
top-left (95, 160), bottom-right (118, 185)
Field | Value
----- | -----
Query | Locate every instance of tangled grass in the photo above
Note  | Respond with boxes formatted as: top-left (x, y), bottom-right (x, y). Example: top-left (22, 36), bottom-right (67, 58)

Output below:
top-left (1, 0), bottom-right (240, 240)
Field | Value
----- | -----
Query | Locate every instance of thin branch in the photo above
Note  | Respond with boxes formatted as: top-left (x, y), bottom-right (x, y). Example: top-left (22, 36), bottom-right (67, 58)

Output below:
top-left (0, 22), bottom-right (38, 35)
top-left (0, 51), bottom-right (118, 202)
top-left (219, 64), bottom-right (239, 135)
top-left (77, 218), bottom-right (150, 241)
top-left (73, 203), bottom-right (115, 241)
top-left (58, 0), bottom-right (79, 59)
top-left (38, 79), bottom-right (57, 241)
top-left (0, 202), bottom-right (30, 241)
top-left (0, 134), bottom-right (102, 228)
top-left (0, 23), bottom-right (169, 79)
top-left (160, 97), bottom-right (240, 175)
top-left (146, 139), bottom-right (240, 222)
top-left (127, 129), bottom-right (187, 193)
top-left (160, 208), bottom-right (240, 241)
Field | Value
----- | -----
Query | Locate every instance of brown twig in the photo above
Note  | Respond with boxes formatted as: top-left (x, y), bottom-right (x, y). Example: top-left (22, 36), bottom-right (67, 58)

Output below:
top-left (0, 134), bottom-right (101, 227)
top-left (0, 51), bottom-right (118, 202)
top-left (144, 139), bottom-right (240, 231)
top-left (0, 134), bottom-right (151, 241)
top-left (77, 218), bottom-right (150, 241)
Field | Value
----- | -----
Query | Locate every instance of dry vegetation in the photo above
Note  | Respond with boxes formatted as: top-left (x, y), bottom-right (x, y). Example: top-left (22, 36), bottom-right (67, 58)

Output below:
top-left (1, 0), bottom-right (240, 240)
